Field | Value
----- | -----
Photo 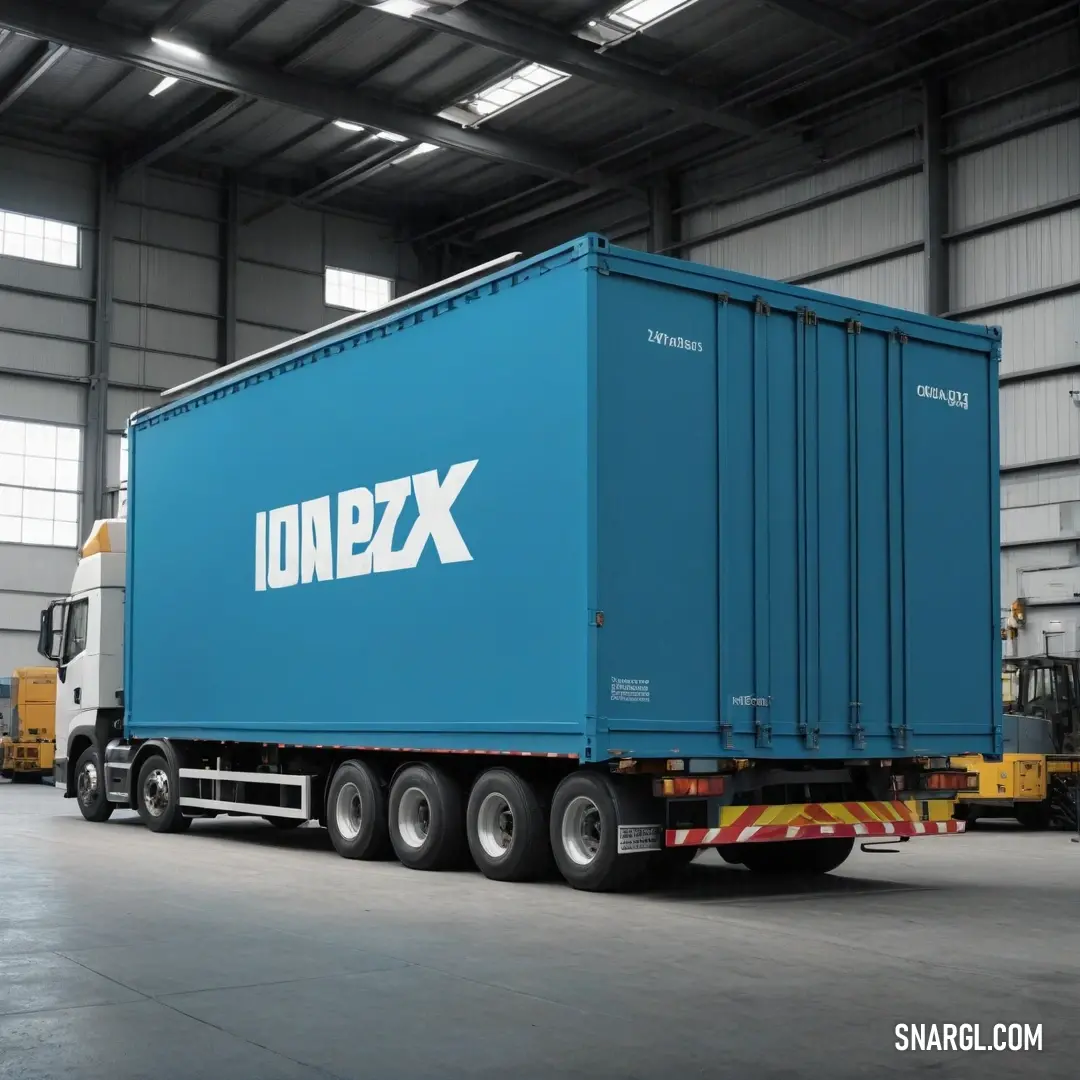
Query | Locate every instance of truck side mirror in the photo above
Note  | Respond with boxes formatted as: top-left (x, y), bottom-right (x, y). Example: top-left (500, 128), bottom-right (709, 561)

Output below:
top-left (37, 601), bottom-right (64, 662)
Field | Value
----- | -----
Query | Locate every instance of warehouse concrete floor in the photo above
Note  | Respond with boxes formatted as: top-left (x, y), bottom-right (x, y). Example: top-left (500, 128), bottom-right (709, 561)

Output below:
top-left (1, 783), bottom-right (1076, 1080)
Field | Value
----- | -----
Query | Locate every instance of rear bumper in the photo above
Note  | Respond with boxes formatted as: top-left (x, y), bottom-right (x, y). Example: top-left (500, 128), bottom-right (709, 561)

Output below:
top-left (666, 800), bottom-right (966, 847)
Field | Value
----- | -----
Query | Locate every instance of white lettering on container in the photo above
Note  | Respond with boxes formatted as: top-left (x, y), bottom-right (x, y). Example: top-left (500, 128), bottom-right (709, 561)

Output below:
top-left (611, 677), bottom-right (651, 703)
top-left (917, 384), bottom-right (969, 410)
top-left (647, 328), bottom-right (704, 353)
top-left (258, 460), bottom-right (478, 591)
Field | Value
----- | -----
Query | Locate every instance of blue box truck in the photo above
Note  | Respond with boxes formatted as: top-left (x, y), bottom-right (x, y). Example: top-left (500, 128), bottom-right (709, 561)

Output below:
top-left (39, 235), bottom-right (999, 891)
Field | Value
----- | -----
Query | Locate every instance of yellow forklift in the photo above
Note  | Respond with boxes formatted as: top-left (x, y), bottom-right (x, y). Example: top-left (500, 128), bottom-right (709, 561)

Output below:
top-left (952, 654), bottom-right (1080, 829)
top-left (0, 666), bottom-right (57, 783)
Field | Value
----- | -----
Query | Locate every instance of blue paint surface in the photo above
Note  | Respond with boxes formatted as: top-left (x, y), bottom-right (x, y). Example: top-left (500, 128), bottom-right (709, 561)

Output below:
top-left (125, 235), bottom-right (1001, 761)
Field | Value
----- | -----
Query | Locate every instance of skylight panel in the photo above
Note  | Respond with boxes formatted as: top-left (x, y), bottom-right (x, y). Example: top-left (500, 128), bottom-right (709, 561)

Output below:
top-left (607, 0), bottom-right (699, 31)
top-left (461, 63), bottom-right (568, 122)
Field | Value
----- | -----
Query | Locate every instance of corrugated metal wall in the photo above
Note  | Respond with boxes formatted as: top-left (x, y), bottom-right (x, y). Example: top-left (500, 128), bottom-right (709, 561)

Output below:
top-left (947, 32), bottom-right (1080, 654)
top-left (673, 28), bottom-right (1080, 657)
top-left (680, 129), bottom-right (926, 311)
top-left (0, 144), bottom-right (411, 674)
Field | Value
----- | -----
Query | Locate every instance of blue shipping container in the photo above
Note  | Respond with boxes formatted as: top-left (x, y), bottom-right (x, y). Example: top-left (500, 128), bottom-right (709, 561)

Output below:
top-left (125, 235), bottom-right (1001, 763)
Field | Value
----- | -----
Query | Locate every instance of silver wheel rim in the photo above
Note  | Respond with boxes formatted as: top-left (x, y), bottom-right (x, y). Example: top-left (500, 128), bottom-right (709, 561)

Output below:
top-left (476, 791), bottom-right (514, 860)
top-left (562, 795), bottom-right (602, 866)
top-left (397, 786), bottom-right (431, 849)
top-left (77, 761), bottom-right (98, 805)
top-left (143, 768), bottom-right (170, 818)
top-left (335, 781), bottom-right (363, 841)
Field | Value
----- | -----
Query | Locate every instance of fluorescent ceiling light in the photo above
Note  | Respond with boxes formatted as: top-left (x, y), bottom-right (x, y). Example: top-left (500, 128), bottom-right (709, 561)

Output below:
top-left (150, 36), bottom-right (203, 60)
top-left (333, 120), bottom-right (364, 131)
top-left (395, 142), bottom-right (439, 163)
top-left (375, 130), bottom-right (408, 142)
top-left (462, 63), bottom-right (568, 121)
top-left (148, 75), bottom-right (178, 97)
top-left (607, 0), bottom-right (698, 30)
top-left (374, 0), bottom-right (430, 16)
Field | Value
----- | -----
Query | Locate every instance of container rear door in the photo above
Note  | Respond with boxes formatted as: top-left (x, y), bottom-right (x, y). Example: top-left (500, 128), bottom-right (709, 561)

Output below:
top-left (594, 257), bottom-right (997, 762)
top-left (719, 296), bottom-right (998, 759)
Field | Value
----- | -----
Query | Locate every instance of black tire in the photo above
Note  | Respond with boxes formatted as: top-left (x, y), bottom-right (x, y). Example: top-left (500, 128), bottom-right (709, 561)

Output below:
top-left (388, 763), bottom-right (466, 871)
top-left (74, 745), bottom-right (114, 823)
top-left (265, 816), bottom-right (304, 830)
top-left (1014, 801), bottom-right (1051, 830)
top-left (736, 837), bottom-right (854, 876)
top-left (326, 759), bottom-right (391, 860)
top-left (135, 753), bottom-right (185, 833)
top-left (466, 768), bottom-right (551, 882)
top-left (549, 772), bottom-right (657, 892)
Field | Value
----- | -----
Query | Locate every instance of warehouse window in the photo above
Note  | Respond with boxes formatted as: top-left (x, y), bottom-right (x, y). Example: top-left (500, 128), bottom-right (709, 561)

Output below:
top-left (0, 210), bottom-right (79, 268)
top-left (325, 267), bottom-right (393, 313)
top-left (0, 420), bottom-right (81, 547)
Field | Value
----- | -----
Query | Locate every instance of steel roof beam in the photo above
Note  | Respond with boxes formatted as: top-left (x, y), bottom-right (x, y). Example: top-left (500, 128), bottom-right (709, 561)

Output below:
top-left (762, 0), bottom-right (869, 42)
top-left (0, 40), bottom-right (68, 116)
top-left (220, 0), bottom-right (291, 48)
top-left (119, 91), bottom-right (254, 172)
top-left (155, 0), bottom-right (212, 33)
top-left (764, 0), bottom-right (923, 67)
top-left (350, 0), bottom-right (775, 137)
top-left (0, 0), bottom-right (589, 180)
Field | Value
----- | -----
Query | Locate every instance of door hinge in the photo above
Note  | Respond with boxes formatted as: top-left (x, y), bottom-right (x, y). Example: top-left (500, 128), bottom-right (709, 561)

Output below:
top-left (590, 610), bottom-right (605, 628)
top-left (799, 724), bottom-right (820, 751)
top-left (893, 329), bottom-right (909, 344)
top-left (799, 308), bottom-right (818, 326)
top-left (754, 297), bottom-right (771, 316)
top-left (754, 717), bottom-right (772, 748)
top-left (849, 702), bottom-right (866, 750)
top-left (891, 724), bottom-right (909, 752)
top-left (717, 291), bottom-right (730, 305)
top-left (719, 720), bottom-right (734, 751)
top-left (846, 319), bottom-right (862, 335)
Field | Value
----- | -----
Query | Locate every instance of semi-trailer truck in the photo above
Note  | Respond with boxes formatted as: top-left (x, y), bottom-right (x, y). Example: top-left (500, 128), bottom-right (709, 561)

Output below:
top-left (38, 235), bottom-right (997, 891)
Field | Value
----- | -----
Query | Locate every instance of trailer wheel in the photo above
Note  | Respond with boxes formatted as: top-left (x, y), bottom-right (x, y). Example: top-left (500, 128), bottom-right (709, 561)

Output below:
top-left (466, 768), bottom-right (551, 882)
top-left (388, 763), bottom-right (466, 871)
top-left (549, 773), bottom-right (654, 892)
top-left (736, 837), bottom-right (854, 876)
top-left (135, 753), bottom-right (186, 833)
top-left (74, 745), bottom-right (113, 823)
top-left (326, 760), bottom-right (391, 860)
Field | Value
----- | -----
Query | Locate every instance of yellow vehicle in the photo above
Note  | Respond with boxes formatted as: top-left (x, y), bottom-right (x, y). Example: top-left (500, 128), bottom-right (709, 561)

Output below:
top-left (952, 655), bottom-right (1079, 829)
top-left (0, 666), bottom-right (57, 783)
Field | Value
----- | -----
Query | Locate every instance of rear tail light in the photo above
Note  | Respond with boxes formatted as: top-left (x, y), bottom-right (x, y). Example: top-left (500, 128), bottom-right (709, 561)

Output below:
top-left (923, 770), bottom-right (979, 791)
top-left (655, 776), bottom-right (726, 797)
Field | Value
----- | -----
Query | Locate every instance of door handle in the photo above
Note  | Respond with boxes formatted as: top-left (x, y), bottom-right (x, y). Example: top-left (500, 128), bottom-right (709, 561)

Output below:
top-left (73, 687), bottom-right (81, 705)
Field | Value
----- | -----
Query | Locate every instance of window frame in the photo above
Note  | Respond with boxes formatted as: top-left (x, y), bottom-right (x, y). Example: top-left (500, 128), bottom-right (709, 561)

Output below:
top-left (0, 417), bottom-right (83, 548)
top-left (61, 598), bottom-right (89, 666)
top-left (324, 266), bottom-right (394, 314)
top-left (0, 209), bottom-right (81, 269)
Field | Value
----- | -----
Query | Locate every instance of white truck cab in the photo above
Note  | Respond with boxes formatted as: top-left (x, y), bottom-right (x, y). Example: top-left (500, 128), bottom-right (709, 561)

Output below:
top-left (38, 518), bottom-right (126, 815)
